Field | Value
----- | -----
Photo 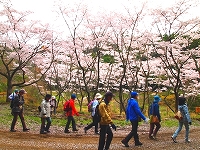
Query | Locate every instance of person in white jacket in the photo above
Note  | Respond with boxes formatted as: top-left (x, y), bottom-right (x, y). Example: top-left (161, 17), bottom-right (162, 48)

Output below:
top-left (40, 94), bottom-right (52, 134)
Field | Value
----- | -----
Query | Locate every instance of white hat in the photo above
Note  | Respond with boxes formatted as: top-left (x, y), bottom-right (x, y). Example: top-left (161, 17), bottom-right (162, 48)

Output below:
top-left (52, 96), bottom-right (56, 99)
top-left (95, 93), bottom-right (102, 99)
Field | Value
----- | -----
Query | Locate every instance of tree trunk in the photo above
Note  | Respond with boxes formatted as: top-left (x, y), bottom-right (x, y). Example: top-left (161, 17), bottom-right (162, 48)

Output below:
top-left (6, 78), bottom-right (12, 102)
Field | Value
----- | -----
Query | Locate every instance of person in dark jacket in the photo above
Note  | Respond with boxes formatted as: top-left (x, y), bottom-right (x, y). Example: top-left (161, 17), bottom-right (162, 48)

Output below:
top-left (121, 91), bottom-right (149, 147)
top-left (149, 95), bottom-right (161, 139)
top-left (171, 96), bottom-right (192, 143)
top-left (10, 89), bottom-right (29, 132)
top-left (64, 94), bottom-right (79, 133)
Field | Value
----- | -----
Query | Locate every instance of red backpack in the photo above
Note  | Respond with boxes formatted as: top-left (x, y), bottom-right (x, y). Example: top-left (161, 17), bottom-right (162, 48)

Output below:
top-left (63, 100), bottom-right (71, 112)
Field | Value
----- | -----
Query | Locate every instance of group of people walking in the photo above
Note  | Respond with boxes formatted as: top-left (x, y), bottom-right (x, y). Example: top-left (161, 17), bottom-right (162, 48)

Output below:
top-left (9, 89), bottom-right (192, 150)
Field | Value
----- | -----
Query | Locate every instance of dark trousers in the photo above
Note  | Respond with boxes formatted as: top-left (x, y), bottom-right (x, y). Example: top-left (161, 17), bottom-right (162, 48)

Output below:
top-left (98, 125), bottom-right (113, 150)
top-left (122, 120), bottom-right (140, 144)
top-left (65, 116), bottom-right (76, 131)
top-left (85, 116), bottom-right (98, 133)
top-left (40, 117), bottom-right (51, 133)
top-left (149, 122), bottom-right (161, 137)
top-left (11, 111), bottom-right (27, 130)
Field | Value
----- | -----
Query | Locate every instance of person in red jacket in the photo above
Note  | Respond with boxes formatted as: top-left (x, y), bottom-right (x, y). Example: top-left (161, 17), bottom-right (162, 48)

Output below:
top-left (64, 94), bottom-right (79, 133)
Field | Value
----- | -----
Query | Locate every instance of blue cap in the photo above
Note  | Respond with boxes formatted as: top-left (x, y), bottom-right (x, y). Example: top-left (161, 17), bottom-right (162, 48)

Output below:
top-left (71, 94), bottom-right (76, 99)
top-left (154, 95), bottom-right (161, 102)
top-left (131, 91), bottom-right (138, 97)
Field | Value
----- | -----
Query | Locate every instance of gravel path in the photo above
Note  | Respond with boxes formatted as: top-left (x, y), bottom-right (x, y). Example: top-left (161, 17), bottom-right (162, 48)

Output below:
top-left (0, 123), bottom-right (200, 150)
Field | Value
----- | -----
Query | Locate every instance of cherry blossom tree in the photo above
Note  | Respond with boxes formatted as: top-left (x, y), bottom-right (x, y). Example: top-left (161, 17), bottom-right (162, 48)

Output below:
top-left (0, 5), bottom-right (54, 101)
top-left (149, 0), bottom-right (200, 111)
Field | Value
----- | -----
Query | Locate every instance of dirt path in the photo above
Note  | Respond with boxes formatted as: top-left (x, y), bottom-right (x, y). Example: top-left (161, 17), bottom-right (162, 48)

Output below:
top-left (0, 125), bottom-right (200, 150)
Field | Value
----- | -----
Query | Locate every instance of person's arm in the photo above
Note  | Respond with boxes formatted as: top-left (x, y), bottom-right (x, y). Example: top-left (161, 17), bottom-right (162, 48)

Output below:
top-left (184, 105), bottom-right (191, 123)
top-left (134, 102), bottom-right (146, 120)
top-left (154, 104), bottom-right (161, 121)
top-left (71, 100), bottom-right (79, 116)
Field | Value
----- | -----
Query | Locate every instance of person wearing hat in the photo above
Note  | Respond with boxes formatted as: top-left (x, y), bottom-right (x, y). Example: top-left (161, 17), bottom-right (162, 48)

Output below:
top-left (40, 94), bottom-right (52, 134)
top-left (98, 91), bottom-right (116, 150)
top-left (49, 96), bottom-right (57, 115)
top-left (64, 93), bottom-right (79, 133)
top-left (121, 91), bottom-right (149, 147)
top-left (149, 95), bottom-right (161, 140)
top-left (10, 89), bottom-right (29, 132)
top-left (171, 95), bottom-right (192, 143)
top-left (84, 93), bottom-right (102, 134)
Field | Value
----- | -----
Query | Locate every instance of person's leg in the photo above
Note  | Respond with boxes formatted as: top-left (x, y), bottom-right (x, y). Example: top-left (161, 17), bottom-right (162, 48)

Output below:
top-left (45, 117), bottom-right (52, 132)
top-left (132, 121), bottom-right (142, 146)
top-left (94, 117), bottom-right (99, 133)
top-left (184, 122), bottom-right (190, 142)
top-left (98, 125), bottom-right (107, 150)
top-left (122, 121), bottom-right (136, 143)
top-left (10, 113), bottom-right (18, 131)
top-left (149, 123), bottom-right (155, 138)
top-left (172, 121), bottom-right (183, 142)
top-left (19, 111), bottom-right (28, 131)
top-left (40, 117), bottom-right (46, 133)
top-left (71, 116), bottom-right (78, 131)
top-left (65, 116), bottom-right (72, 133)
top-left (122, 120), bottom-right (139, 147)
top-left (153, 122), bottom-right (161, 138)
top-left (104, 125), bottom-right (113, 150)
top-left (85, 117), bottom-right (94, 130)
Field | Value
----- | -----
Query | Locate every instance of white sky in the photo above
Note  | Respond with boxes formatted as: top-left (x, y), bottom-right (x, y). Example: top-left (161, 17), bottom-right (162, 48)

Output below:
top-left (3, 0), bottom-right (200, 35)
top-left (10, 0), bottom-right (191, 23)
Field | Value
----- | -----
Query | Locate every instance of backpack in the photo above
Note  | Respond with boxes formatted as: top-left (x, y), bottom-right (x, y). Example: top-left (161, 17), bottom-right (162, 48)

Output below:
top-left (63, 100), bottom-right (71, 112)
top-left (9, 93), bottom-right (15, 108)
top-left (88, 100), bottom-right (94, 112)
top-left (93, 103), bottom-right (101, 123)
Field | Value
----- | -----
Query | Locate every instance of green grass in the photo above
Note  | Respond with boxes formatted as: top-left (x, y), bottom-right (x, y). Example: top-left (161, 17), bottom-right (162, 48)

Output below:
top-left (1, 102), bottom-right (200, 129)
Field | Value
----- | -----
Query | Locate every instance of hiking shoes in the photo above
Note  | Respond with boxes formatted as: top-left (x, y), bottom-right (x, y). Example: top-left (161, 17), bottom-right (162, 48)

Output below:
top-left (64, 130), bottom-right (70, 133)
top-left (10, 129), bottom-right (16, 132)
top-left (121, 140), bottom-right (129, 147)
top-left (40, 131), bottom-right (47, 134)
top-left (135, 141), bottom-right (143, 146)
top-left (23, 128), bottom-right (30, 132)
top-left (171, 136), bottom-right (177, 143)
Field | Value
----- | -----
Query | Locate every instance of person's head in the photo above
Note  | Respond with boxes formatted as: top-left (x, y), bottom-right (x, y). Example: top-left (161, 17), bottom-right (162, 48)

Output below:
top-left (154, 95), bottom-right (161, 103)
top-left (52, 96), bottom-right (56, 100)
top-left (45, 94), bottom-right (52, 101)
top-left (95, 93), bottom-right (102, 100)
top-left (14, 89), bottom-right (19, 94)
top-left (71, 93), bottom-right (76, 100)
top-left (104, 91), bottom-right (113, 104)
top-left (19, 89), bottom-right (27, 95)
top-left (130, 91), bottom-right (138, 99)
top-left (178, 96), bottom-right (186, 105)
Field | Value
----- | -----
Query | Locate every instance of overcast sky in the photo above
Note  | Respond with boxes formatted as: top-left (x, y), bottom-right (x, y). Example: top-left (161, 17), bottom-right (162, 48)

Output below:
top-left (10, 0), bottom-right (183, 22)
top-left (7, 0), bottom-right (200, 36)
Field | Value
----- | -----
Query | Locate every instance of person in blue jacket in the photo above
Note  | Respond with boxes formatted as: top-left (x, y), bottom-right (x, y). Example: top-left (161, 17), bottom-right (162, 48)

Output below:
top-left (171, 96), bottom-right (192, 143)
top-left (149, 95), bottom-right (161, 139)
top-left (121, 91), bottom-right (149, 147)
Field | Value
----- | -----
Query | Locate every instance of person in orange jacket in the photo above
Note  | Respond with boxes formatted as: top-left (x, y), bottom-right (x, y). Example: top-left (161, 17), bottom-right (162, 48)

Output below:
top-left (64, 94), bottom-right (79, 133)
